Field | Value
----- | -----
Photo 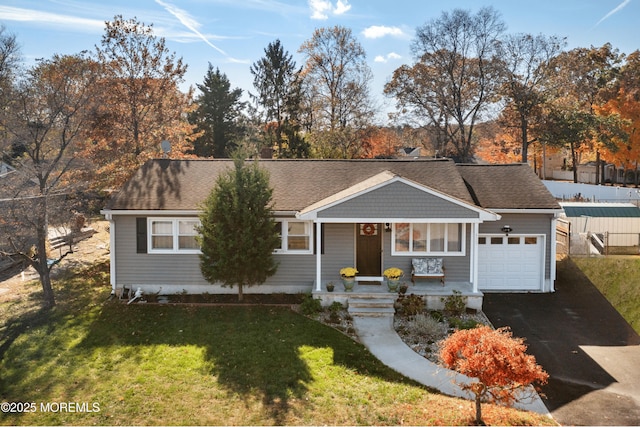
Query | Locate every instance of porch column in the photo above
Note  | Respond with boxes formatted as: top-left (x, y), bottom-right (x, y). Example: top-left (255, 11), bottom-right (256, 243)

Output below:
top-left (315, 221), bottom-right (322, 291)
top-left (549, 215), bottom-right (559, 292)
top-left (471, 222), bottom-right (479, 293)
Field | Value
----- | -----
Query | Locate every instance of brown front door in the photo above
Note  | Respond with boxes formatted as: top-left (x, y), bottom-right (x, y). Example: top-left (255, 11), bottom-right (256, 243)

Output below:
top-left (356, 223), bottom-right (382, 277)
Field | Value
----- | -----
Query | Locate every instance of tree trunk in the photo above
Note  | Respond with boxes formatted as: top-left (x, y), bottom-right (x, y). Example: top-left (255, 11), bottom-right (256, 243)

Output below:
top-left (521, 116), bottom-right (528, 164)
top-left (475, 395), bottom-right (484, 425)
top-left (595, 151), bottom-right (600, 185)
top-left (36, 200), bottom-right (55, 309)
top-left (39, 267), bottom-right (56, 309)
top-left (571, 142), bottom-right (579, 183)
top-left (238, 283), bottom-right (244, 302)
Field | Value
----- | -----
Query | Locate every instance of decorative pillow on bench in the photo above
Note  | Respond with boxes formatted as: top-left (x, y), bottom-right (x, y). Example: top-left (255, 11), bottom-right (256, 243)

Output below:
top-left (412, 258), bottom-right (444, 275)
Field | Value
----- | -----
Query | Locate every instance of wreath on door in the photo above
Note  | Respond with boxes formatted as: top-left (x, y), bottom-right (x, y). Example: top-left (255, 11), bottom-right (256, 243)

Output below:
top-left (361, 223), bottom-right (377, 236)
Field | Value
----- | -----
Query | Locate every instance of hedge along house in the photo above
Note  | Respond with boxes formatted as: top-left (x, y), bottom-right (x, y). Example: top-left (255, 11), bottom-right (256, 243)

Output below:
top-left (101, 159), bottom-right (562, 309)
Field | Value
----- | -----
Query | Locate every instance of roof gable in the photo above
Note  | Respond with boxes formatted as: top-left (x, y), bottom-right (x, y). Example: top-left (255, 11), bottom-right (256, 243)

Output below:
top-left (298, 172), bottom-right (497, 221)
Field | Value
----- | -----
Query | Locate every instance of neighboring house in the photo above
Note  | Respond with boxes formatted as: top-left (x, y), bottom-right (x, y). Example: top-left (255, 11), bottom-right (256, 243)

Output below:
top-left (560, 202), bottom-right (640, 255)
top-left (397, 147), bottom-right (429, 158)
top-left (102, 159), bottom-right (562, 305)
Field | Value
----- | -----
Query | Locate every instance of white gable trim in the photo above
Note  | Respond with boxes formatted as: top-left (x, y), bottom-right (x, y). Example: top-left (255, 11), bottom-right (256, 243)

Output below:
top-left (101, 209), bottom-right (201, 219)
top-left (296, 172), bottom-right (499, 222)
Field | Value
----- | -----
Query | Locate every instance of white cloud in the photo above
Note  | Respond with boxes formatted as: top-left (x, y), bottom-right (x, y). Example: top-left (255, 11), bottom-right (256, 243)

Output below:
top-left (309, 0), bottom-right (351, 20)
top-left (362, 25), bottom-right (404, 39)
top-left (595, 0), bottom-right (631, 27)
top-left (0, 5), bottom-right (104, 32)
top-left (374, 52), bottom-right (402, 63)
top-left (309, 0), bottom-right (331, 19)
top-left (334, 0), bottom-right (351, 15)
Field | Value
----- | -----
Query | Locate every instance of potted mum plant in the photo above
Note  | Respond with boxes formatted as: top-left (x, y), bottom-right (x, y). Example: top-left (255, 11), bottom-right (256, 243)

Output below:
top-left (383, 267), bottom-right (404, 292)
top-left (340, 267), bottom-right (358, 292)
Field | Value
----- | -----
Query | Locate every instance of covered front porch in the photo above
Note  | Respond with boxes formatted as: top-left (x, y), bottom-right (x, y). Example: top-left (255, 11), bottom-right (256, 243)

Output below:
top-left (312, 279), bottom-right (483, 311)
top-left (293, 171), bottom-right (500, 312)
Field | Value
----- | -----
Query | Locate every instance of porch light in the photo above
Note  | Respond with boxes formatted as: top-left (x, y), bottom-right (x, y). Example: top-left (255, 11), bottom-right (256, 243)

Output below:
top-left (501, 225), bottom-right (513, 235)
top-left (385, 223), bottom-right (392, 232)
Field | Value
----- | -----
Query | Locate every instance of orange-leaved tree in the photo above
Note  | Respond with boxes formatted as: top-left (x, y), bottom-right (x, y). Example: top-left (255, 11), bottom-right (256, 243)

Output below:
top-left (81, 15), bottom-right (197, 190)
top-left (360, 127), bottom-right (402, 158)
top-left (439, 325), bottom-right (548, 425)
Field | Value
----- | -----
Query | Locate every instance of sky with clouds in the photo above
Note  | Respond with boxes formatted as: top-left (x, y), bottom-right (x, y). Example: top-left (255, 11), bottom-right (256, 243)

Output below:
top-left (1, 0), bottom-right (638, 120)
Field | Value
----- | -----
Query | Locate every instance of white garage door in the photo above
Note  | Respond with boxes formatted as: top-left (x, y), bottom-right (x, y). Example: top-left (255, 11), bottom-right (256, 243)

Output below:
top-left (477, 235), bottom-right (544, 291)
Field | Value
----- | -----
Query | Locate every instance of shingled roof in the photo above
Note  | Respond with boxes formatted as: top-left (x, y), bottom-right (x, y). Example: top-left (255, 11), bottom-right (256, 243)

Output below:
top-left (105, 159), bottom-right (560, 212)
top-left (457, 163), bottom-right (561, 210)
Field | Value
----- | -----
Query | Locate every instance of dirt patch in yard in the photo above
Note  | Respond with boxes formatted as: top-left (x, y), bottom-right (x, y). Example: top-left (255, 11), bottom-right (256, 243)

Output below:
top-left (0, 219), bottom-right (111, 304)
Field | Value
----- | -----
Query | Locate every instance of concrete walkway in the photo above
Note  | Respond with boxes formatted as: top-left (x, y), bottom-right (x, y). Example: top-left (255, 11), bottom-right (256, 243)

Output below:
top-left (352, 315), bottom-right (550, 415)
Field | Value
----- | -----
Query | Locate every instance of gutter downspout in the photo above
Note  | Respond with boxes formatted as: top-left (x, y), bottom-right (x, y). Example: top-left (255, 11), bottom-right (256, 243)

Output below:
top-left (102, 211), bottom-right (116, 296)
top-left (550, 213), bottom-right (559, 292)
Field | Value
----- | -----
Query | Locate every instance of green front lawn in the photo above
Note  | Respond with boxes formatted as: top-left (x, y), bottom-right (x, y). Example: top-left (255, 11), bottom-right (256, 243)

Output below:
top-left (0, 261), bottom-right (554, 425)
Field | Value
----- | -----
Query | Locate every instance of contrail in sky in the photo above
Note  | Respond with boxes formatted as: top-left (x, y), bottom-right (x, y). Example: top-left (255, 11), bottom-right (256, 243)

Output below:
top-left (595, 0), bottom-right (631, 26)
top-left (155, 0), bottom-right (245, 63)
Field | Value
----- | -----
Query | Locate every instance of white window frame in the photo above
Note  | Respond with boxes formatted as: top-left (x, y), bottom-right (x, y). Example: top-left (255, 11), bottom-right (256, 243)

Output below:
top-left (274, 219), bottom-right (313, 254)
top-left (391, 222), bottom-right (466, 256)
top-left (148, 218), bottom-right (201, 254)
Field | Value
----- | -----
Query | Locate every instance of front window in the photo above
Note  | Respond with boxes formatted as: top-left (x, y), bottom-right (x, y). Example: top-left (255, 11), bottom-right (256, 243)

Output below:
top-left (149, 218), bottom-right (201, 253)
top-left (392, 223), bottom-right (464, 255)
top-left (275, 219), bottom-right (313, 254)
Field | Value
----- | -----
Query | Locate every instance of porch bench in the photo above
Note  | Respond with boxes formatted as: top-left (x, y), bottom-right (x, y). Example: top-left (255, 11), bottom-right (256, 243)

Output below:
top-left (411, 258), bottom-right (445, 286)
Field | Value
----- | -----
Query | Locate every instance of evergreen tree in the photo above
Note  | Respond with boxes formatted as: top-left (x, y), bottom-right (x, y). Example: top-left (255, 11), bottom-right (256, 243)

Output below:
top-left (190, 64), bottom-right (245, 158)
top-left (250, 39), bottom-right (308, 158)
top-left (197, 157), bottom-right (279, 301)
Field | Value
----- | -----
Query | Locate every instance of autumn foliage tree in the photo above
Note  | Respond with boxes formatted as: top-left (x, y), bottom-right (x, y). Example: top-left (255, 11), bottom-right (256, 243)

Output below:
top-left (299, 26), bottom-right (375, 158)
top-left (596, 50), bottom-right (640, 182)
top-left (360, 127), bottom-right (402, 158)
top-left (385, 7), bottom-right (505, 162)
top-left (496, 33), bottom-right (565, 163)
top-left (82, 15), bottom-right (196, 189)
top-left (0, 53), bottom-right (98, 308)
top-left (439, 325), bottom-right (548, 425)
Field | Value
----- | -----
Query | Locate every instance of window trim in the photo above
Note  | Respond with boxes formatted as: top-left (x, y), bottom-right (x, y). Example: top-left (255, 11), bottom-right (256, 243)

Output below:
top-left (147, 217), bottom-right (201, 254)
top-left (391, 222), bottom-right (466, 256)
top-left (274, 219), bottom-right (314, 255)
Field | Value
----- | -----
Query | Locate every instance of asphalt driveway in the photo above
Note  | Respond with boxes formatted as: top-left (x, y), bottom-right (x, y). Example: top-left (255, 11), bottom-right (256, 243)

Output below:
top-left (483, 257), bottom-right (640, 426)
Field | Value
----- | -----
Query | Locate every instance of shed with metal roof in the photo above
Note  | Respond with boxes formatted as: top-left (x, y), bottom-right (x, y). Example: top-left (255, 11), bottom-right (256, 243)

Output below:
top-left (560, 202), bottom-right (640, 251)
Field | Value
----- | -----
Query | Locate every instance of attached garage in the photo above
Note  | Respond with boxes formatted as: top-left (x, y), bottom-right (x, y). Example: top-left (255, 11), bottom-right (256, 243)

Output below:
top-left (477, 234), bottom-right (545, 291)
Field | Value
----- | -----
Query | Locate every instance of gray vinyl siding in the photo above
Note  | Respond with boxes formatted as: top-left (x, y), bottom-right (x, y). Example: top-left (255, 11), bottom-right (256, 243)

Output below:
top-left (382, 223), bottom-right (471, 282)
top-left (479, 213), bottom-right (554, 279)
top-left (318, 181), bottom-right (479, 219)
top-left (114, 215), bottom-right (317, 290)
top-left (321, 223), bottom-right (356, 281)
top-left (115, 215), bottom-right (208, 287)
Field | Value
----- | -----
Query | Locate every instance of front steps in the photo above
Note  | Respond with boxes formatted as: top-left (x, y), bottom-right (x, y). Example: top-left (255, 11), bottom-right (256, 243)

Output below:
top-left (347, 296), bottom-right (396, 318)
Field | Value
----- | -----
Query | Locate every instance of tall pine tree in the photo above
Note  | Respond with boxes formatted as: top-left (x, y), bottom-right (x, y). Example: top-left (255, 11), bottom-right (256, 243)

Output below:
top-left (250, 39), bottom-right (308, 158)
top-left (190, 64), bottom-right (245, 157)
top-left (197, 157), bottom-right (279, 301)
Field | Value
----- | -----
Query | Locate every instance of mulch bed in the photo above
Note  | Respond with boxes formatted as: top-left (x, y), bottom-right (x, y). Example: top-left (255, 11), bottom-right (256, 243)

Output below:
top-left (123, 292), bottom-right (306, 305)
